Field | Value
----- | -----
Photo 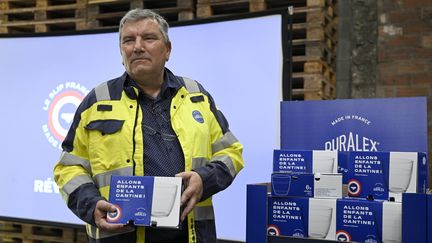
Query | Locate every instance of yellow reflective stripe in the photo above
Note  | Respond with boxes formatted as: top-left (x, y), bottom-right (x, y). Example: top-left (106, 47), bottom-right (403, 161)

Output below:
top-left (95, 82), bottom-right (111, 101)
top-left (196, 197), bottom-right (212, 207)
top-left (182, 77), bottom-right (200, 93)
top-left (211, 131), bottom-right (239, 154)
top-left (187, 211), bottom-right (197, 243)
top-left (212, 155), bottom-right (236, 178)
top-left (59, 151), bottom-right (91, 174)
top-left (93, 166), bottom-right (133, 188)
top-left (62, 174), bottom-right (94, 199)
top-left (192, 157), bottom-right (208, 170)
top-left (194, 205), bottom-right (215, 221)
top-left (137, 227), bottom-right (145, 243)
top-left (86, 224), bottom-right (135, 239)
top-left (86, 224), bottom-right (94, 238)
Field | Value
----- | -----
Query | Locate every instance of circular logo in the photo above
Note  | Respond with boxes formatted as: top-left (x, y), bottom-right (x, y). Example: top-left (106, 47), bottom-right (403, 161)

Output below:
top-left (107, 205), bottom-right (122, 222)
top-left (42, 82), bottom-right (88, 149)
top-left (336, 230), bottom-right (351, 241)
top-left (267, 225), bottom-right (280, 236)
top-left (192, 110), bottom-right (204, 123)
top-left (348, 179), bottom-right (362, 196)
top-left (372, 182), bottom-right (385, 196)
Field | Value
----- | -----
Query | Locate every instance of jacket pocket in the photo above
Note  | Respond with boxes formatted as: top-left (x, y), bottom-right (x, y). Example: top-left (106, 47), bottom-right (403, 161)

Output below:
top-left (84, 119), bottom-right (129, 172)
top-left (85, 119), bottom-right (124, 135)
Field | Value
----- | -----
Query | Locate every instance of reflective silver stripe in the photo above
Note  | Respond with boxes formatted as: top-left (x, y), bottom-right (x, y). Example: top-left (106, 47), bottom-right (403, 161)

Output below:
top-left (212, 155), bottom-right (236, 178)
top-left (86, 224), bottom-right (94, 238)
top-left (94, 166), bottom-right (133, 188)
top-left (86, 224), bottom-right (134, 239)
top-left (212, 131), bottom-right (239, 154)
top-left (95, 82), bottom-right (111, 101)
top-left (59, 151), bottom-right (91, 174)
top-left (194, 206), bottom-right (214, 221)
top-left (62, 174), bottom-right (94, 198)
top-left (192, 157), bottom-right (209, 170)
top-left (182, 77), bottom-right (200, 93)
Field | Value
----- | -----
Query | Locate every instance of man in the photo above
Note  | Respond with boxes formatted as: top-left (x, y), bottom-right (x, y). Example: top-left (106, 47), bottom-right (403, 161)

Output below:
top-left (54, 8), bottom-right (244, 243)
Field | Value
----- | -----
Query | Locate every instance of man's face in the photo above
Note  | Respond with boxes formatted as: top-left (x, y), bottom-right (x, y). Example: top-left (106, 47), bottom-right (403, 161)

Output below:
top-left (120, 18), bottom-right (171, 80)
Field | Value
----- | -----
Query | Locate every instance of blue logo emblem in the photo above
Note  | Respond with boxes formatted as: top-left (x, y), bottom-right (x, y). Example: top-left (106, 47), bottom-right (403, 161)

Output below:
top-left (192, 110), bottom-right (204, 123)
top-left (348, 179), bottom-right (362, 196)
top-left (336, 230), bottom-right (351, 241)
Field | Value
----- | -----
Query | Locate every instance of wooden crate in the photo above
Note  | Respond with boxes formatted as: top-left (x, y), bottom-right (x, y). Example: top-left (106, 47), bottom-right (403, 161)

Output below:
top-left (0, 221), bottom-right (87, 243)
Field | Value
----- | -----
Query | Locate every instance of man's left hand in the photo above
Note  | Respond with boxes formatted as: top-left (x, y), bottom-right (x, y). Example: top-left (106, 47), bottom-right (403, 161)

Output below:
top-left (175, 171), bottom-right (203, 221)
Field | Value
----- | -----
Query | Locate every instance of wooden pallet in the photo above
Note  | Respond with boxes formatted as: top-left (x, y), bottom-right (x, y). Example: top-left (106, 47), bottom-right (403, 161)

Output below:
top-left (86, 0), bottom-right (194, 30)
top-left (0, 0), bottom-right (86, 33)
top-left (291, 60), bottom-right (336, 100)
top-left (292, 74), bottom-right (336, 100)
top-left (196, 0), bottom-right (333, 18)
top-left (0, 221), bottom-right (86, 243)
top-left (0, 0), bottom-right (195, 33)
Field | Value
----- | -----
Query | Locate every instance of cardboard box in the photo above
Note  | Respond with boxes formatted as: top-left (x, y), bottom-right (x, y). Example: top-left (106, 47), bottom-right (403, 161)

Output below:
top-left (273, 150), bottom-right (338, 174)
top-left (107, 175), bottom-right (182, 228)
top-left (402, 193), bottom-right (428, 243)
top-left (346, 151), bottom-right (427, 202)
top-left (336, 199), bottom-right (402, 243)
top-left (271, 172), bottom-right (342, 198)
top-left (267, 197), bottom-right (337, 240)
top-left (429, 195), bottom-right (432, 243)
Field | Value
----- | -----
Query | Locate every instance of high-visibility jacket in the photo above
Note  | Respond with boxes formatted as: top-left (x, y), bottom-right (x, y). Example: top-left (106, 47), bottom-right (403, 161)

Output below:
top-left (53, 69), bottom-right (244, 243)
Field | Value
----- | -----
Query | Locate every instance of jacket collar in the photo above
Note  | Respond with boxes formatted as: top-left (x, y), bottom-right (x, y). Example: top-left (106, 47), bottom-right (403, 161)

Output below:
top-left (122, 68), bottom-right (182, 100)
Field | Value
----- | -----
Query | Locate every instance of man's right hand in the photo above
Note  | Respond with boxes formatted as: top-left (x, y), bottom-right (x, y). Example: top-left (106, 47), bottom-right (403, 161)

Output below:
top-left (94, 200), bottom-right (131, 232)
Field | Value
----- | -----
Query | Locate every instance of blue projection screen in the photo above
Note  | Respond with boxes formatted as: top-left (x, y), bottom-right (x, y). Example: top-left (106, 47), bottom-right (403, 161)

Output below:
top-left (0, 14), bottom-right (282, 241)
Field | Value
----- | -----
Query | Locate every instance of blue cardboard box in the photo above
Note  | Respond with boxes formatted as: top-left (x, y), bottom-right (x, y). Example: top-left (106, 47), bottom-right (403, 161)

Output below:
top-left (402, 193), bottom-right (428, 243)
top-left (346, 151), bottom-right (427, 202)
top-left (336, 199), bottom-right (402, 243)
top-left (267, 197), bottom-right (337, 240)
top-left (107, 175), bottom-right (182, 228)
top-left (428, 194), bottom-right (432, 243)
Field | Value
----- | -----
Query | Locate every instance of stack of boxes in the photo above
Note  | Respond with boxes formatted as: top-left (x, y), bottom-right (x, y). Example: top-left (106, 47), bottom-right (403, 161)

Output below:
top-left (246, 97), bottom-right (430, 243)
top-left (267, 149), bottom-right (428, 242)
top-left (268, 150), bottom-right (341, 241)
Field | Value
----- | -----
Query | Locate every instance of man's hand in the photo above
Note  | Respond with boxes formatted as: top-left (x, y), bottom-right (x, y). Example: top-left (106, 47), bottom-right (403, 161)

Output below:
top-left (175, 171), bottom-right (203, 221)
top-left (94, 200), bottom-right (130, 232)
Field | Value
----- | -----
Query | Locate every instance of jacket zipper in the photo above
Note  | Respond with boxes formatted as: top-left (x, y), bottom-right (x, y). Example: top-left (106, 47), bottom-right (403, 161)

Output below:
top-left (131, 97), bottom-right (140, 175)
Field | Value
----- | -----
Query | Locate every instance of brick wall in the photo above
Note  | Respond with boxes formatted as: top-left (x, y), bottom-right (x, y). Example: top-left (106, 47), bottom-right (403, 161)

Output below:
top-left (377, 0), bottom-right (432, 184)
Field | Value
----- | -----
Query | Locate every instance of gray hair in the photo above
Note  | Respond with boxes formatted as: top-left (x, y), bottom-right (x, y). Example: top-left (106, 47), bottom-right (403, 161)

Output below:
top-left (119, 9), bottom-right (170, 43)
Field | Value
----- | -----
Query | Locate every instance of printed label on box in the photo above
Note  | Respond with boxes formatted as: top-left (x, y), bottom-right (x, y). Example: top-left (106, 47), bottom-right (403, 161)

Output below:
top-left (336, 199), bottom-right (382, 242)
top-left (267, 197), bottom-right (309, 237)
top-left (271, 173), bottom-right (342, 198)
top-left (347, 151), bottom-right (426, 201)
top-left (107, 175), bottom-right (182, 228)
top-left (273, 150), bottom-right (338, 174)
top-left (267, 197), bottom-right (337, 240)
